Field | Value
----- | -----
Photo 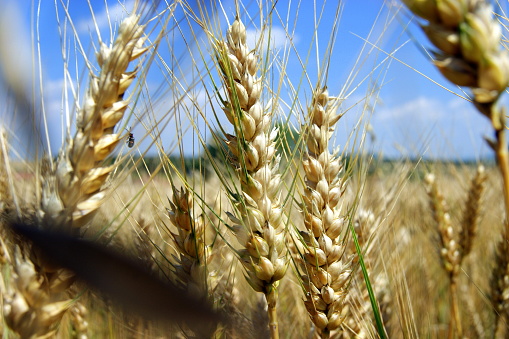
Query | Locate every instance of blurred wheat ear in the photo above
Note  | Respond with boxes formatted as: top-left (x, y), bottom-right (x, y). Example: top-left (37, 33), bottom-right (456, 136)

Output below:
top-left (9, 220), bottom-right (225, 327)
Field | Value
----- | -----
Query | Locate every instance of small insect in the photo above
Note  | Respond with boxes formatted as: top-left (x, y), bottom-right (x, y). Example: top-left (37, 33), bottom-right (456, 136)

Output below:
top-left (126, 128), bottom-right (135, 148)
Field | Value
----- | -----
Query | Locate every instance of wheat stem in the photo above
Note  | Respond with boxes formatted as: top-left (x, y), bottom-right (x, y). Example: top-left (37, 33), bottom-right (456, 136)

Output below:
top-left (449, 277), bottom-right (463, 339)
top-left (267, 288), bottom-right (279, 339)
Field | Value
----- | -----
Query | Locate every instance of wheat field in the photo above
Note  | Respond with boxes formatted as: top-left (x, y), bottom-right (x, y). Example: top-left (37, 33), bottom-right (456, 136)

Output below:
top-left (0, 0), bottom-right (508, 338)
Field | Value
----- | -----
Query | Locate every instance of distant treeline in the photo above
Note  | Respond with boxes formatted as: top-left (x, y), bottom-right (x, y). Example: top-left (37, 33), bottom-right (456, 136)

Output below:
top-left (117, 149), bottom-right (495, 179)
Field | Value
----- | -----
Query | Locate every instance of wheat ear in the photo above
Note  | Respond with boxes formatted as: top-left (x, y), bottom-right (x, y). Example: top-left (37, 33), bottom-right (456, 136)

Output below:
top-left (215, 17), bottom-right (287, 339)
top-left (460, 165), bottom-right (486, 257)
top-left (3, 247), bottom-right (75, 338)
top-left (168, 186), bottom-right (210, 296)
top-left (69, 301), bottom-right (88, 339)
top-left (299, 86), bottom-right (351, 338)
top-left (425, 173), bottom-right (463, 337)
top-left (425, 167), bottom-right (488, 337)
top-left (40, 13), bottom-right (147, 230)
top-left (425, 174), bottom-right (461, 275)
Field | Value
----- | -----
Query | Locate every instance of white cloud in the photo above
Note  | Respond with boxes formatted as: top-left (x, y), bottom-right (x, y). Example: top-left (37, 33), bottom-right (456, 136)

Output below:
top-left (77, 1), bottom-right (135, 34)
top-left (370, 95), bottom-right (493, 159)
top-left (375, 96), bottom-right (445, 122)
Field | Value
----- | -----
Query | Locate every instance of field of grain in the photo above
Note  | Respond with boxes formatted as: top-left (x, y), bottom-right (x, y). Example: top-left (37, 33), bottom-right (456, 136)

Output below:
top-left (1, 0), bottom-right (509, 338)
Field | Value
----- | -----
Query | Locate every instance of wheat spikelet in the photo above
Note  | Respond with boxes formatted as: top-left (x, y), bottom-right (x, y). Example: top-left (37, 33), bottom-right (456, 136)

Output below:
top-left (215, 16), bottom-right (287, 338)
top-left (298, 86), bottom-right (351, 337)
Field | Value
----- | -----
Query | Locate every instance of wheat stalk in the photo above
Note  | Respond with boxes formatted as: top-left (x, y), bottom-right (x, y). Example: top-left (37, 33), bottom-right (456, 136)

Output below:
top-left (298, 86), bottom-right (351, 338)
top-left (424, 167), bottom-right (486, 337)
top-left (214, 16), bottom-right (288, 339)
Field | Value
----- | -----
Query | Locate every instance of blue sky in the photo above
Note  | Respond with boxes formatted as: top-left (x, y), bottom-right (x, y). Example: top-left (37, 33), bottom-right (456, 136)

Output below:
top-left (1, 0), bottom-right (505, 160)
